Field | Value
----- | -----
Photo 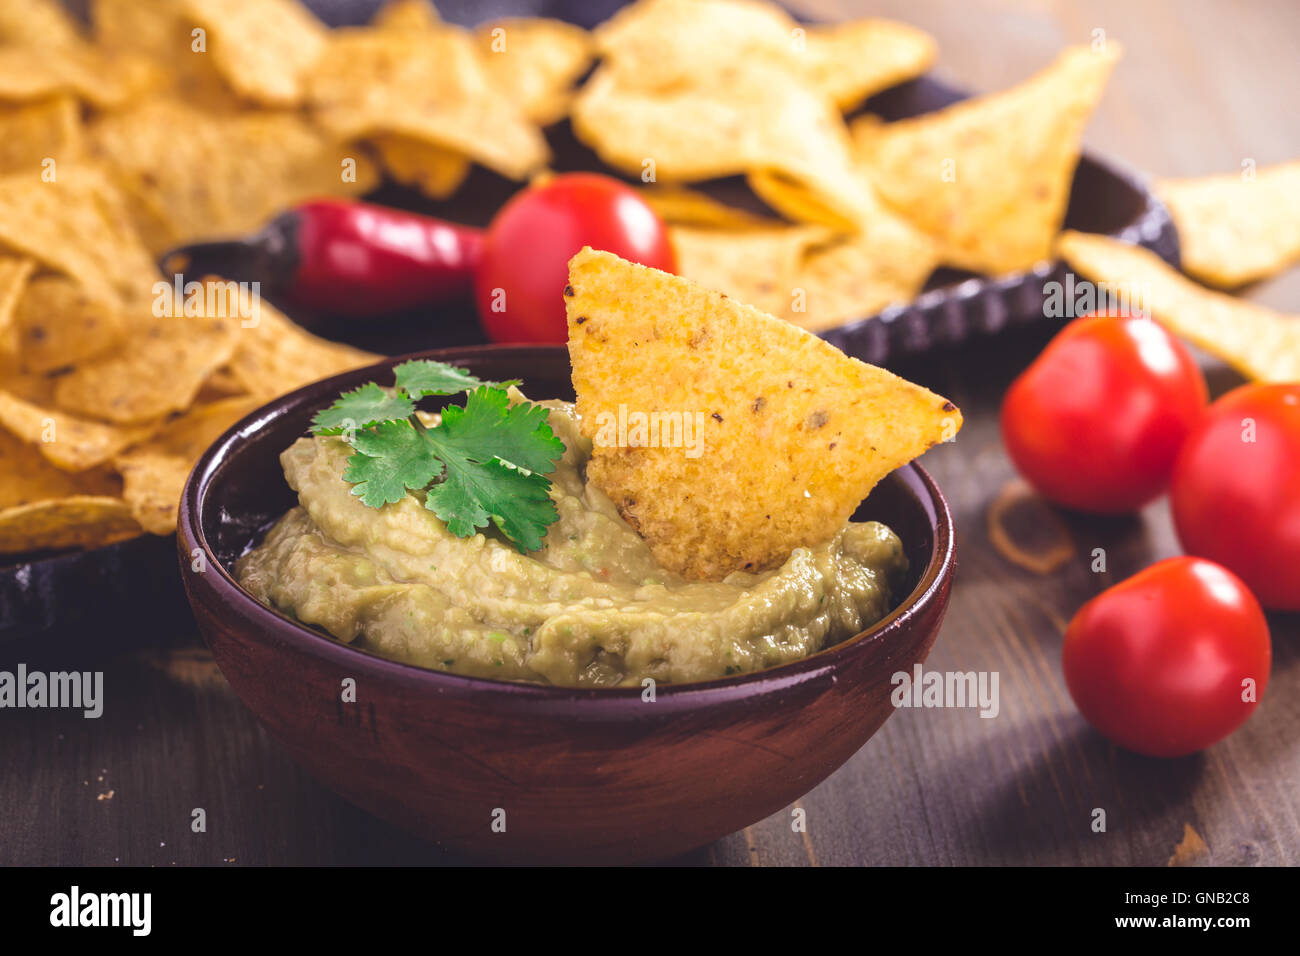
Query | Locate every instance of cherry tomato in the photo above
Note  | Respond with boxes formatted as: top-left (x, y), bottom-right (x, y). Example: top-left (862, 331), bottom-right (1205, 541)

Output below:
top-left (1171, 383), bottom-right (1300, 611)
top-left (1000, 313), bottom-right (1208, 513)
top-left (1063, 557), bottom-right (1270, 758)
top-left (475, 173), bottom-right (676, 343)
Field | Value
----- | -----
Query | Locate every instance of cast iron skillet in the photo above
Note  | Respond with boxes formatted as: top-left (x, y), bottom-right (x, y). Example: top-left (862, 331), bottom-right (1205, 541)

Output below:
top-left (0, 0), bottom-right (1174, 647)
top-left (177, 345), bottom-right (955, 863)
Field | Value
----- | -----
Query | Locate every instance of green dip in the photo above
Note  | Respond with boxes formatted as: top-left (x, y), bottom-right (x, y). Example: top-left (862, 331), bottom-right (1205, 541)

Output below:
top-left (236, 400), bottom-right (907, 687)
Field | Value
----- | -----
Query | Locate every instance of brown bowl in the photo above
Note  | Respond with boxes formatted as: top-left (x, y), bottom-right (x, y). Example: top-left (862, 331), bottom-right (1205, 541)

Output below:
top-left (178, 345), bottom-right (956, 864)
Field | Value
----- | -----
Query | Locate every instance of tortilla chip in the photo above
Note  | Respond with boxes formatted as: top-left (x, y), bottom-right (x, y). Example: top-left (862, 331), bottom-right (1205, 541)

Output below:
top-left (671, 212), bottom-right (938, 333)
top-left (9, 275), bottom-right (126, 373)
top-left (790, 224), bottom-right (939, 332)
top-left (854, 44), bottom-right (1120, 275)
top-left (0, 496), bottom-right (141, 553)
top-left (802, 19), bottom-right (936, 111)
top-left (644, 186), bottom-right (778, 230)
top-left (90, 0), bottom-right (183, 56)
top-left (0, 389), bottom-right (156, 471)
top-left (0, 0), bottom-right (85, 48)
top-left (179, 0), bottom-right (328, 107)
top-left (566, 247), bottom-right (961, 580)
top-left (369, 0), bottom-right (582, 130)
top-left (306, 26), bottom-right (548, 181)
top-left (0, 359), bottom-right (57, 405)
top-left (0, 43), bottom-right (159, 111)
top-left (474, 18), bottom-right (594, 126)
top-left (747, 169), bottom-right (863, 231)
top-left (572, 64), bottom-right (875, 227)
top-left (0, 429), bottom-right (121, 503)
top-left (90, 0), bottom-right (242, 112)
top-left (752, 159), bottom-right (951, 329)
top-left (89, 97), bottom-right (378, 253)
top-left (224, 296), bottom-right (379, 399)
top-left (0, 168), bottom-right (161, 311)
top-left (1057, 231), bottom-right (1300, 383)
top-left (850, 113), bottom-right (886, 139)
top-left (53, 314), bottom-right (240, 424)
top-left (371, 0), bottom-right (442, 31)
top-left (370, 134), bottom-right (470, 199)
top-left (1157, 161), bottom-right (1300, 288)
top-left (110, 451), bottom-right (190, 537)
top-left (196, 365), bottom-right (248, 400)
top-left (0, 97), bottom-right (82, 177)
top-left (593, 0), bottom-right (800, 90)
top-left (0, 428), bottom-right (137, 553)
top-left (114, 396), bottom-right (262, 534)
top-left (668, 224), bottom-right (832, 317)
top-left (0, 255), bottom-right (34, 350)
top-left (595, 1), bottom-right (931, 110)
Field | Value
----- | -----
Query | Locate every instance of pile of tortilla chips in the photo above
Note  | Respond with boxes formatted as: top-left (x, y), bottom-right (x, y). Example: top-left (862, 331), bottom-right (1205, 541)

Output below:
top-left (10, 0), bottom-right (1283, 558)
top-left (47, 0), bottom-right (1120, 333)
top-left (0, 0), bottom-right (601, 556)
top-left (571, 0), bottom-right (1122, 331)
top-left (73, 0), bottom-right (594, 251)
top-left (0, 0), bottom-right (1124, 340)
top-left (0, 164), bottom-right (377, 551)
top-left (0, 0), bottom-right (386, 554)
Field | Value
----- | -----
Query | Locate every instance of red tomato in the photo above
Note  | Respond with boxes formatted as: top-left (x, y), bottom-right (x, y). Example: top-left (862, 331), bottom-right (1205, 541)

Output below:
top-left (1000, 314), bottom-right (1208, 513)
top-left (1171, 383), bottom-right (1300, 610)
top-left (1063, 557), bottom-right (1270, 757)
top-left (475, 173), bottom-right (676, 343)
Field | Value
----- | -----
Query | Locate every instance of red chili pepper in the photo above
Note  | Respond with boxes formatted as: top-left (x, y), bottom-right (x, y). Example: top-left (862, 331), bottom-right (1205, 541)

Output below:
top-left (287, 200), bottom-right (483, 315)
top-left (158, 199), bottom-right (483, 318)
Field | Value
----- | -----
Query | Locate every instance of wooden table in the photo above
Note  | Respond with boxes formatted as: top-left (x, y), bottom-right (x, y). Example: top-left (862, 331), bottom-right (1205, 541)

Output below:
top-left (4, 0), bottom-right (1298, 866)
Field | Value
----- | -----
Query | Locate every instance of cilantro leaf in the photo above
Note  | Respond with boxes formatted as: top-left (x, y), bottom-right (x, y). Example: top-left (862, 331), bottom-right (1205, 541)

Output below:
top-left (425, 457), bottom-right (558, 553)
top-left (433, 386), bottom-right (565, 475)
top-left (393, 359), bottom-right (519, 398)
top-left (311, 383), bottom-right (415, 435)
top-left (343, 420), bottom-right (444, 506)
top-left (420, 387), bottom-right (565, 551)
top-left (331, 382), bottom-right (567, 551)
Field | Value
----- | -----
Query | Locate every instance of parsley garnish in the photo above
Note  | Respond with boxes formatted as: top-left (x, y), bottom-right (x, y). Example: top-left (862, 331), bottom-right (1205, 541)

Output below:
top-left (309, 359), bottom-right (565, 553)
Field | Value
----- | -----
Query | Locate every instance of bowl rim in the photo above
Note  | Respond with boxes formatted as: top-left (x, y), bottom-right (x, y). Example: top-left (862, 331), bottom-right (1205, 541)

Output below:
top-left (179, 344), bottom-right (956, 707)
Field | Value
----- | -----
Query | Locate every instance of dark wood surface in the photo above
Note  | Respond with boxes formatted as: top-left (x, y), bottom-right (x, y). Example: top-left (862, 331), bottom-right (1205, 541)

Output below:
top-left (4, 0), bottom-right (1298, 866)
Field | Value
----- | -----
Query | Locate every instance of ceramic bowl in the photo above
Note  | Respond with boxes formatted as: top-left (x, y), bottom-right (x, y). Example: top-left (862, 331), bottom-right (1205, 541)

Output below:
top-left (178, 345), bottom-right (956, 863)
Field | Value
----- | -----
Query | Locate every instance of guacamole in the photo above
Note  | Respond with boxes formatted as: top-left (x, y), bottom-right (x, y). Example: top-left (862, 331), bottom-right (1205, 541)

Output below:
top-left (237, 399), bottom-right (907, 687)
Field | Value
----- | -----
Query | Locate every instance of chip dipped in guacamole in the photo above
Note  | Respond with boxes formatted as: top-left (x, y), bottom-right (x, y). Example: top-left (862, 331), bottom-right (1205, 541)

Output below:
top-left (237, 251), bottom-right (959, 687)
